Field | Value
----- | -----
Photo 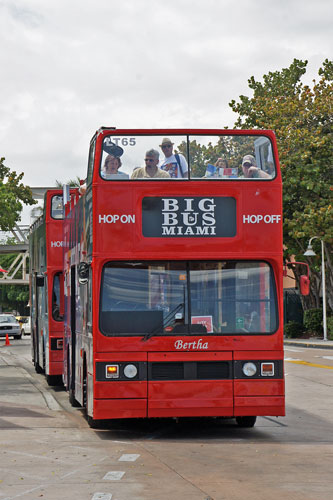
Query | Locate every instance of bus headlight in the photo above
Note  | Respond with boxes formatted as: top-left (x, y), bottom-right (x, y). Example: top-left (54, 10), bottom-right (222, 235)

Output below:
top-left (242, 362), bottom-right (257, 377)
top-left (124, 364), bottom-right (138, 379)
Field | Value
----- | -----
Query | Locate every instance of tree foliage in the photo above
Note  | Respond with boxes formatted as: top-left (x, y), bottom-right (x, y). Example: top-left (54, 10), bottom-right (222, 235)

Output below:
top-left (0, 157), bottom-right (36, 231)
top-left (177, 135), bottom-right (259, 177)
top-left (229, 59), bottom-right (333, 312)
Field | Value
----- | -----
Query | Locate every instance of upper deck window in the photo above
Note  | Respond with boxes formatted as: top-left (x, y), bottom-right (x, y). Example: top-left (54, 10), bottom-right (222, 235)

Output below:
top-left (51, 195), bottom-right (63, 219)
top-left (99, 134), bottom-right (276, 180)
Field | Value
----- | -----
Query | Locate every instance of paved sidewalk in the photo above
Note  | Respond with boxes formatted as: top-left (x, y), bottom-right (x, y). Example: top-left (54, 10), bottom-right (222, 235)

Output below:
top-left (284, 337), bottom-right (333, 349)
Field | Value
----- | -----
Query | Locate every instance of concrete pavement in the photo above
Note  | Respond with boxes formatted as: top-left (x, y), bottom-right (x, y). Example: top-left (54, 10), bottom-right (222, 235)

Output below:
top-left (1, 338), bottom-right (333, 500)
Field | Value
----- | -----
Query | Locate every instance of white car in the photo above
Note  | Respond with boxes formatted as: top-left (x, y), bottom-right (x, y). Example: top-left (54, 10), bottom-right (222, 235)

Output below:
top-left (21, 317), bottom-right (31, 335)
top-left (0, 314), bottom-right (22, 339)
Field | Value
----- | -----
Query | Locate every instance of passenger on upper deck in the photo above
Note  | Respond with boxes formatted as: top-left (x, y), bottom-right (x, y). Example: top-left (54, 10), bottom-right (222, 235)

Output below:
top-left (131, 149), bottom-right (170, 179)
top-left (159, 138), bottom-right (188, 178)
top-left (215, 158), bottom-right (229, 169)
top-left (101, 154), bottom-right (129, 179)
top-left (241, 155), bottom-right (271, 179)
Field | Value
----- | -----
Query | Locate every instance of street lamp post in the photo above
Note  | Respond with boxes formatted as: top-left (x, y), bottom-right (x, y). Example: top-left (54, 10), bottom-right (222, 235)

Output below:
top-left (304, 236), bottom-right (327, 341)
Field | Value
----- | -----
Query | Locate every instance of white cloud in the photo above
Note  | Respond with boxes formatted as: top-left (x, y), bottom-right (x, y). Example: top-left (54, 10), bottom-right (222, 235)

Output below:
top-left (0, 0), bottom-right (331, 205)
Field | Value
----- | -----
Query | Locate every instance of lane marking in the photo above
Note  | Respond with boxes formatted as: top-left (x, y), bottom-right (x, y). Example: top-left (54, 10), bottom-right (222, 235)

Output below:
top-left (103, 471), bottom-right (125, 481)
top-left (2, 484), bottom-right (47, 500)
top-left (285, 359), bottom-right (333, 370)
top-left (92, 494), bottom-right (112, 500)
top-left (284, 348), bottom-right (305, 352)
top-left (0, 466), bottom-right (45, 481)
top-left (7, 451), bottom-right (68, 464)
top-left (118, 454), bottom-right (140, 462)
top-left (60, 456), bottom-right (108, 479)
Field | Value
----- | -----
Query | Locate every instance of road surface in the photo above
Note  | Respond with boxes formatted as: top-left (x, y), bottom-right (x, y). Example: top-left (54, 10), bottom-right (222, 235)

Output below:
top-left (0, 339), bottom-right (332, 500)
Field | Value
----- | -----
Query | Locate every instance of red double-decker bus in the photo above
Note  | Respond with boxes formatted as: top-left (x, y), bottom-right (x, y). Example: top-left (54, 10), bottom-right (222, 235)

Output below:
top-left (63, 128), bottom-right (284, 427)
top-left (30, 190), bottom-right (65, 385)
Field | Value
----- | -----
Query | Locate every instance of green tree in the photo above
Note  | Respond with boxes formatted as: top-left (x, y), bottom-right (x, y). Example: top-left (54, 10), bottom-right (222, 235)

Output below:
top-left (0, 157), bottom-right (36, 230)
top-left (229, 59), bottom-right (333, 312)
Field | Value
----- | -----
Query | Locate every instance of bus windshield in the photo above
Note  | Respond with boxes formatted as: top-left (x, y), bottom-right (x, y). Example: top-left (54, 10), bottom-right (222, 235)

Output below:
top-left (100, 134), bottom-right (276, 180)
top-left (99, 261), bottom-right (278, 336)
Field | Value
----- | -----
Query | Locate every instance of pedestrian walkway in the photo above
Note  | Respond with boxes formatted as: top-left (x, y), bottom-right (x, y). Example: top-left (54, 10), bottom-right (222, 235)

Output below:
top-left (0, 348), bottom-right (62, 412)
top-left (284, 337), bottom-right (333, 349)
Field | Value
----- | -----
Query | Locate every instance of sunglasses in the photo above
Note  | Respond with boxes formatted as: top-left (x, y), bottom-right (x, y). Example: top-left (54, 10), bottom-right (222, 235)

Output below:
top-left (162, 144), bottom-right (172, 148)
top-left (145, 158), bottom-right (155, 162)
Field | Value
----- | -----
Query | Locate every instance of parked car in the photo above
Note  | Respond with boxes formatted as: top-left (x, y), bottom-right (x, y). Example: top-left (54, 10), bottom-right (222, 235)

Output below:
top-left (0, 314), bottom-right (22, 339)
top-left (16, 316), bottom-right (31, 336)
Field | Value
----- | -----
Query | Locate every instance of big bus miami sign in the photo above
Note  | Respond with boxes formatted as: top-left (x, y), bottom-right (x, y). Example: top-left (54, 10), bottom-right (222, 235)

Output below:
top-left (142, 197), bottom-right (236, 237)
top-left (31, 128), bottom-right (310, 429)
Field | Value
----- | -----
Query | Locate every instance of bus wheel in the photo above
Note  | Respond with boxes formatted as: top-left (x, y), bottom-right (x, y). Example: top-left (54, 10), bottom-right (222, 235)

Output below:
top-left (87, 415), bottom-right (104, 429)
top-left (34, 358), bottom-right (44, 374)
top-left (69, 387), bottom-right (81, 407)
top-left (236, 416), bottom-right (257, 428)
top-left (46, 375), bottom-right (62, 387)
top-left (35, 363), bottom-right (43, 374)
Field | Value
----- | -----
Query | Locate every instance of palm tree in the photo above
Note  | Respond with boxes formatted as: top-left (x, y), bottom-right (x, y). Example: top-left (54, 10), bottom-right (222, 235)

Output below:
top-left (55, 176), bottom-right (82, 188)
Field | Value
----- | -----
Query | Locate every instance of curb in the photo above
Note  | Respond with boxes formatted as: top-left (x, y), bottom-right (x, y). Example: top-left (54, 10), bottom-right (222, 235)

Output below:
top-left (284, 340), bottom-right (333, 350)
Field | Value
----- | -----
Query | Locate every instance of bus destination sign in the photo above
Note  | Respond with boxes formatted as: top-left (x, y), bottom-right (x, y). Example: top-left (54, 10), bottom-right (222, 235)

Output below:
top-left (142, 197), bottom-right (236, 237)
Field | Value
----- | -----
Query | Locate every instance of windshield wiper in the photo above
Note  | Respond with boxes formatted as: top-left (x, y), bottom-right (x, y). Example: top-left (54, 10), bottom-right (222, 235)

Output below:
top-left (141, 303), bottom-right (184, 342)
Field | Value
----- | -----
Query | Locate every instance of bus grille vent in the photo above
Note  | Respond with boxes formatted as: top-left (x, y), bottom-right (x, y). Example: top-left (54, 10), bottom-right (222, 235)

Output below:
top-left (151, 362), bottom-right (184, 380)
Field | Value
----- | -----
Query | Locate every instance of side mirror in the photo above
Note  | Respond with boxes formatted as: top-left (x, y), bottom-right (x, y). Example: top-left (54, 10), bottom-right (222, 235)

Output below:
top-left (300, 275), bottom-right (310, 296)
top-left (36, 275), bottom-right (44, 287)
top-left (78, 262), bottom-right (89, 285)
top-left (285, 262), bottom-right (310, 296)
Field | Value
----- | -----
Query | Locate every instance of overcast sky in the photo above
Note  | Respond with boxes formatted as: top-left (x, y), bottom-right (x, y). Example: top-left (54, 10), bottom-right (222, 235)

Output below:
top-left (0, 0), bottom-right (332, 223)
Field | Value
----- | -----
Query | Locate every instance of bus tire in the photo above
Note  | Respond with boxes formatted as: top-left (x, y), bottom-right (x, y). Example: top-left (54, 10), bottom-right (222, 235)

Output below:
top-left (67, 349), bottom-right (80, 406)
top-left (35, 362), bottom-right (44, 374)
top-left (46, 374), bottom-right (62, 387)
top-left (236, 416), bottom-right (257, 428)
top-left (69, 387), bottom-right (81, 407)
top-left (87, 415), bottom-right (104, 429)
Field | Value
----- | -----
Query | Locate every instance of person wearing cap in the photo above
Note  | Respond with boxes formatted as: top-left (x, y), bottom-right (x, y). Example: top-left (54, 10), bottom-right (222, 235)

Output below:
top-left (101, 154), bottom-right (129, 179)
top-left (241, 154), bottom-right (271, 179)
top-left (159, 138), bottom-right (188, 179)
top-left (131, 149), bottom-right (170, 179)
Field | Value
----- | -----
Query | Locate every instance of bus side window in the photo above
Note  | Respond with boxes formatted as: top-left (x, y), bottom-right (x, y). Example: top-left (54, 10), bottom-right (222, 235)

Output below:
top-left (53, 272), bottom-right (64, 322)
top-left (51, 195), bottom-right (64, 219)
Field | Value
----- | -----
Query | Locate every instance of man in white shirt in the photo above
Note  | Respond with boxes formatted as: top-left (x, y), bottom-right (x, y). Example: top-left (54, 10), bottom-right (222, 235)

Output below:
top-left (159, 138), bottom-right (188, 178)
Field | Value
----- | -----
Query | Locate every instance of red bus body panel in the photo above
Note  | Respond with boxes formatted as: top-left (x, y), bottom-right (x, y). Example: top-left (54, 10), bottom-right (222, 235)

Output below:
top-left (63, 129), bottom-right (285, 421)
